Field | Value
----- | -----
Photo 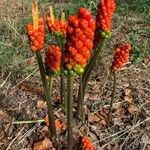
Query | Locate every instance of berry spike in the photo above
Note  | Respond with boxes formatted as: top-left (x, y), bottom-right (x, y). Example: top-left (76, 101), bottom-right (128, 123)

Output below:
top-left (95, 0), bottom-right (115, 42)
top-left (111, 44), bottom-right (132, 72)
top-left (96, 0), bottom-right (115, 32)
top-left (64, 7), bottom-right (95, 75)
top-left (45, 45), bottom-right (61, 75)
top-left (26, 1), bottom-right (44, 52)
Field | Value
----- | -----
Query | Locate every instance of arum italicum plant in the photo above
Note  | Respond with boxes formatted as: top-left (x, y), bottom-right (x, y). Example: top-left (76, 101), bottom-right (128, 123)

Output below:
top-left (26, 0), bottom-right (56, 142)
top-left (108, 43), bottom-right (132, 124)
top-left (13, 0), bottom-right (133, 149)
top-left (63, 7), bottom-right (95, 149)
top-left (46, 6), bottom-right (68, 110)
top-left (77, 0), bottom-right (116, 120)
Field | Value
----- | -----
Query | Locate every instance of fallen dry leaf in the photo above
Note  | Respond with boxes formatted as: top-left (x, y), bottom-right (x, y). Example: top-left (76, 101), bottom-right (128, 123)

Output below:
top-left (124, 96), bottom-right (132, 103)
top-left (114, 103), bottom-right (124, 117)
top-left (123, 87), bottom-right (140, 114)
top-left (99, 108), bottom-right (108, 119)
top-left (88, 94), bottom-right (99, 101)
top-left (62, 122), bottom-right (67, 131)
top-left (123, 83), bottom-right (130, 88)
top-left (20, 82), bottom-right (44, 95)
top-left (37, 100), bottom-right (47, 109)
top-left (55, 119), bottom-right (62, 129)
top-left (95, 108), bottom-right (108, 126)
top-left (88, 114), bottom-right (100, 123)
top-left (128, 104), bottom-right (139, 114)
top-left (35, 86), bottom-right (44, 95)
top-left (40, 126), bottom-right (50, 138)
top-left (41, 126), bottom-right (48, 132)
top-left (21, 82), bottom-right (33, 91)
top-left (99, 119), bottom-right (107, 126)
top-left (91, 84), bottom-right (99, 92)
top-left (33, 138), bottom-right (54, 150)
top-left (0, 110), bottom-right (10, 121)
top-left (124, 88), bottom-right (131, 96)
top-left (44, 115), bottom-right (62, 129)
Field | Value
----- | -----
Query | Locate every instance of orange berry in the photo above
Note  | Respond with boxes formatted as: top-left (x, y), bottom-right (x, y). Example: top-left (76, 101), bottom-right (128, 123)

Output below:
top-left (38, 26), bottom-right (44, 33)
top-left (26, 24), bottom-right (33, 31)
top-left (67, 26), bottom-right (74, 34)
top-left (38, 44), bottom-right (43, 50)
top-left (74, 28), bottom-right (83, 37)
top-left (66, 64), bottom-right (72, 69)
top-left (31, 46), bottom-right (37, 52)
top-left (38, 18), bottom-right (44, 25)
top-left (33, 40), bottom-right (40, 48)
top-left (30, 36), bottom-right (35, 41)
top-left (79, 19), bottom-right (89, 29)
top-left (32, 31), bottom-right (39, 38)
top-left (27, 30), bottom-right (33, 36)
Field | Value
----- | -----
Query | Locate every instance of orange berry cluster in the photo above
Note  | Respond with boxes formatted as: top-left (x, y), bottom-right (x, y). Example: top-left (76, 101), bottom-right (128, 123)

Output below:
top-left (46, 16), bottom-right (67, 37)
top-left (26, 18), bottom-right (44, 52)
top-left (45, 45), bottom-right (61, 73)
top-left (63, 7), bottom-right (95, 75)
top-left (44, 115), bottom-right (62, 129)
top-left (81, 136), bottom-right (94, 150)
top-left (96, 0), bottom-right (115, 32)
top-left (111, 44), bottom-right (132, 72)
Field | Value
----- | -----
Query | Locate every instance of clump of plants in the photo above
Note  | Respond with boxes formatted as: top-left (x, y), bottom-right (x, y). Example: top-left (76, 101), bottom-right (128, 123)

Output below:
top-left (14, 0), bottom-right (132, 149)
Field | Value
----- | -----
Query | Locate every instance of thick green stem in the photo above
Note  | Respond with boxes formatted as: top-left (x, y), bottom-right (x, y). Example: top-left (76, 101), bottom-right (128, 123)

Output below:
top-left (77, 39), bottom-right (106, 121)
top-left (36, 52), bottom-right (56, 140)
top-left (107, 72), bottom-right (117, 125)
top-left (77, 76), bottom-right (84, 121)
top-left (83, 39), bottom-right (106, 90)
top-left (67, 76), bottom-right (74, 150)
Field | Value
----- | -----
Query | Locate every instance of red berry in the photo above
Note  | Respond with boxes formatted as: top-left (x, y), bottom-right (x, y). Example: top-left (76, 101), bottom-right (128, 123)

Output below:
top-left (45, 45), bottom-right (61, 72)
top-left (111, 44), bottom-right (131, 72)
top-left (81, 136), bottom-right (94, 150)
top-left (79, 19), bottom-right (89, 29)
